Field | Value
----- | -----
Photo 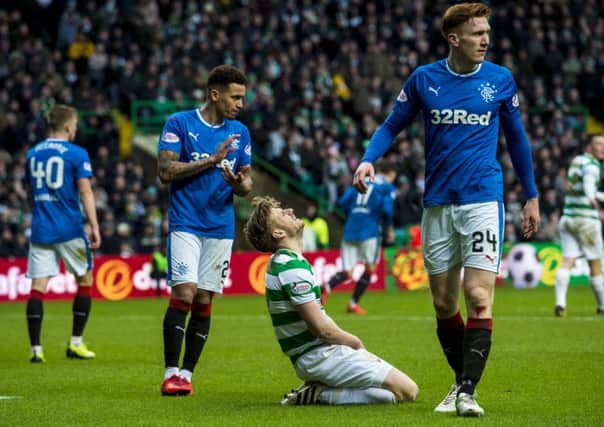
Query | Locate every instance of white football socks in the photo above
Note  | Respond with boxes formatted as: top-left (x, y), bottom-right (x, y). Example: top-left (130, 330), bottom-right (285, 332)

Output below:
top-left (164, 367), bottom-right (179, 380)
top-left (318, 387), bottom-right (396, 405)
top-left (590, 275), bottom-right (604, 310)
top-left (180, 369), bottom-right (193, 382)
top-left (555, 268), bottom-right (570, 308)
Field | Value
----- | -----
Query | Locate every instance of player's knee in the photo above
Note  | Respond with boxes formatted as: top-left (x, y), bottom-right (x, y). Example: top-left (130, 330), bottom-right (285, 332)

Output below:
top-left (392, 380), bottom-right (419, 402)
top-left (466, 287), bottom-right (490, 308)
top-left (402, 381), bottom-right (419, 402)
top-left (31, 279), bottom-right (49, 293)
top-left (432, 296), bottom-right (457, 317)
top-left (384, 368), bottom-right (419, 402)
top-left (408, 382), bottom-right (419, 402)
top-left (193, 290), bottom-right (213, 305)
top-left (171, 283), bottom-right (197, 304)
top-left (75, 270), bottom-right (93, 287)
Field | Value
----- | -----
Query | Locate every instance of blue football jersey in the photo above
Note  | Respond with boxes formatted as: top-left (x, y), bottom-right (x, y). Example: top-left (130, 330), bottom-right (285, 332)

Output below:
top-left (364, 59), bottom-right (533, 207)
top-left (339, 175), bottom-right (395, 241)
top-left (26, 139), bottom-right (93, 244)
top-left (157, 109), bottom-right (252, 238)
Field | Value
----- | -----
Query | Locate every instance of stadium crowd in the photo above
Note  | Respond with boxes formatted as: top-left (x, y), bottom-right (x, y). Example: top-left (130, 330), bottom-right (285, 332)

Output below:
top-left (1, 0), bottom-right (604, 255)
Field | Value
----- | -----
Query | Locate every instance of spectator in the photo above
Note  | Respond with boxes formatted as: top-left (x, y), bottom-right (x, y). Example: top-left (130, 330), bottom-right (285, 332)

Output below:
top-left (303, 202), bottom-right (330, 249)
top-left (1, 0), bottom-right (604, 251)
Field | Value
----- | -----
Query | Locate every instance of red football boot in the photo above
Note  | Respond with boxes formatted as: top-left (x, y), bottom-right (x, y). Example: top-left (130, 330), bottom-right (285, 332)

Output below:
top-left (161, 375), bottom-right (193, 396)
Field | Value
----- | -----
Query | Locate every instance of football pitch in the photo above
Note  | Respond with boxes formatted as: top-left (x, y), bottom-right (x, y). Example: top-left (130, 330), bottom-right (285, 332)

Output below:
top-left (1, 287), bottom-right (603, 426)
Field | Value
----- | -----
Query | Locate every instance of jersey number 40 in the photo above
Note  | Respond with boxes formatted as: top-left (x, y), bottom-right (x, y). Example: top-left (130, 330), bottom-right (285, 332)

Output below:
top-left (30, 156), bottom-right (65, 189)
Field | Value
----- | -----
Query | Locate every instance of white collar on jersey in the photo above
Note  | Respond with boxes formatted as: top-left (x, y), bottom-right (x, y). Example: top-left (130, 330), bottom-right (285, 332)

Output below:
top-left (196, 108), bottom-right (225, 128)
top-left (445, 60), bottom-right (482, 77)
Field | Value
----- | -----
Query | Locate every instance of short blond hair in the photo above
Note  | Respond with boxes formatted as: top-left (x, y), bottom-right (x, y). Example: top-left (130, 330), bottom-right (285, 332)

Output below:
top-left (47, 104), bottom-right (77, 133)
top-left (244, 196), bottom-right (281, 253)
top-left (441, 2), bottom-right (492, 39)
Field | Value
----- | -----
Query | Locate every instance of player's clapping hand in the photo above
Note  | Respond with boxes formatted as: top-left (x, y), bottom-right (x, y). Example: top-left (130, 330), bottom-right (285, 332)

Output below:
top-left (522, 198), bottom-right (540, 239)
top-left (353, 162), bottom-right (375, 194)
top-left (222, 164), bottom-right (252, 196)
top-left (222, 164), bottom-right (250, 185)
top-left (211, 134), bottom-right (239, 165)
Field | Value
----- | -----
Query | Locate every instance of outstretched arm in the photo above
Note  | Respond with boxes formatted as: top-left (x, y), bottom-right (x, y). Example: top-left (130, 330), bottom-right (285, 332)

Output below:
top-left (356, 80), bottom-right (419, 193)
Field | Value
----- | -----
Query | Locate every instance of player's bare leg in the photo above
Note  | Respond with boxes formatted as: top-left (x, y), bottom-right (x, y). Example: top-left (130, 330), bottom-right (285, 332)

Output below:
top-left (283, 365), bottom-right (419, 406)
top-left (430, 264), bottom-right (464, 413)
top-left (381, 366), bottom-right (419, 402)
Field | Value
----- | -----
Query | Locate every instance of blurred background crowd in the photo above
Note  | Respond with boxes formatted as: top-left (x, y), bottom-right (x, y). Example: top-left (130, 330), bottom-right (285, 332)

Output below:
top-left (1, 0), bottom-right (604, 256)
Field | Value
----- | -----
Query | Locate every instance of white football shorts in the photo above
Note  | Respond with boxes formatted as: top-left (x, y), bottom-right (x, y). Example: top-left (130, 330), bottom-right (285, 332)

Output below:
top-left (27, 237), bottom-right (92, 279)
top-left (294, 345), bottom-right (393, 389)
top-left (167, 231), bottom-right (233, 293)
top-left (421, 201), bottom-right (504, 275)
top-left (559, 215), bottom-right (603, 260)
top-left (341, 237), bottom-right (380, 271)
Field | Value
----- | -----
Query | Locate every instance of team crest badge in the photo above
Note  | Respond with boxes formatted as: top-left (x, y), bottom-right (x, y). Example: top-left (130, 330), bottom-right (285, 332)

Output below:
top-left (229, 134), bottom-right (240, 149)
top-left (512, 93), bottom-right (519, 107)
top-left (478, 82), bottom-right (497, 103)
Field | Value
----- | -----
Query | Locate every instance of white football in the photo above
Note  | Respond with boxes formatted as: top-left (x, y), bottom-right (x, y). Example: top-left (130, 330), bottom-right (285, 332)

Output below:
top-left (505, 243), bottom-right (543, 288)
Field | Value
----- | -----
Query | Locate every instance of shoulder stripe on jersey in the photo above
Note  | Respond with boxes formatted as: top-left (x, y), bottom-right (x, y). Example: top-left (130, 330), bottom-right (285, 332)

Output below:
top-left (268, 259), bottom-right (312, 275)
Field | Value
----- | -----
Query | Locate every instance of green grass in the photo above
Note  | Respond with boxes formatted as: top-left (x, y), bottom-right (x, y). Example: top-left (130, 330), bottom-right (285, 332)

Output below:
top-left (1, 287), bottom-right (603, 426)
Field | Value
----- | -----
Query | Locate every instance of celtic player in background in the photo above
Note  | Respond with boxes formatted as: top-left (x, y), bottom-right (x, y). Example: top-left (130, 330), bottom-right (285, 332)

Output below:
top-left (244, 196), bottom-right (418, 406)
top-left (25, 104), bottom-right (101, 363)
top-left (353, 2), bottom-right (540, 417)
top-left (555, 133), bottom-right (604, 317)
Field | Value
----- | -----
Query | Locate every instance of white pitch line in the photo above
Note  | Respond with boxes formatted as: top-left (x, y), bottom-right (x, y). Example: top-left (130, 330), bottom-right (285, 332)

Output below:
top-left (0, 396), bottom-right (22, 400)
top-left (0, 313), bottom-right (601, 322)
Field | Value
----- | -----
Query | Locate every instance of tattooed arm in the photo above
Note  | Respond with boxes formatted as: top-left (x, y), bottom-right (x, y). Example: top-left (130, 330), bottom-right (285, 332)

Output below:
top-left (157, 150), bottom-right (215, 183)
top-left (157, 135), bottom-right (238, 184)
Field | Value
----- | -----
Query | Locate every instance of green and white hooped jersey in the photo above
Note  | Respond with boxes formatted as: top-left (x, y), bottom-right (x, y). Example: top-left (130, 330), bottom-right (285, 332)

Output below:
top-left (265, 248), bottom-right (325, 363)
top-left (563, 154), bottom-right (600, 220)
